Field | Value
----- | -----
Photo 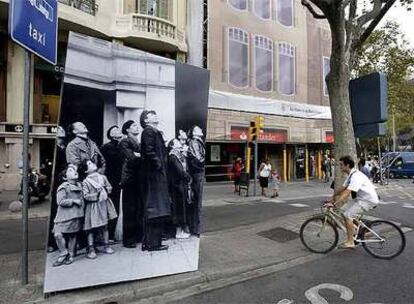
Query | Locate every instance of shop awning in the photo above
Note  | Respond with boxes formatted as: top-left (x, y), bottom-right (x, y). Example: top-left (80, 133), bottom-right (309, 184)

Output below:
top-left (209, 90), bottom-right (332, 120)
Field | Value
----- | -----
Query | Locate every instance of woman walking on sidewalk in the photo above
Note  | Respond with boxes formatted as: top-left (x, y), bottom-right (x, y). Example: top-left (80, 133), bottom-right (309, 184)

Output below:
top-left (258, 159), bottom-right (271, 197)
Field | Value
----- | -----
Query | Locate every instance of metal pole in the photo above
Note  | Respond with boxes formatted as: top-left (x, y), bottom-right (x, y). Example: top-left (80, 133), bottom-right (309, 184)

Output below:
top-left (21, 50), bottom-right (31, 285)
top-left (377, 137), bottom-right (383, 185)
top-left (392, 113), bottom-right (396, 152)
top-left (254, 141), bottom-right (258, 196)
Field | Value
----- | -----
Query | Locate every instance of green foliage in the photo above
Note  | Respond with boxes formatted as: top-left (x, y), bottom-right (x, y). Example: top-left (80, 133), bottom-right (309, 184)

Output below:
top-left (352, 21), bottom-right (414, 136)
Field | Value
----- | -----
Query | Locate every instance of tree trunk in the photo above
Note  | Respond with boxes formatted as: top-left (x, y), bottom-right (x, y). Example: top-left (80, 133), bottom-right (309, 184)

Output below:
top-left (326, 14), bottom-right (357, 186)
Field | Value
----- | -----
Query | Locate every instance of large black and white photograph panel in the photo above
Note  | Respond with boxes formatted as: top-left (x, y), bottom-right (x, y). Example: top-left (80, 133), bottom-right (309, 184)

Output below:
top-left (43, 32), bottom-right (210, 293)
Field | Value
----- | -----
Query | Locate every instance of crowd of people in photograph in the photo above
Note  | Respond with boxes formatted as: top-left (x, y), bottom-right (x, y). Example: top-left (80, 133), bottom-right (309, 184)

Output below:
top-left (49, 110), bottom-right (205, 267)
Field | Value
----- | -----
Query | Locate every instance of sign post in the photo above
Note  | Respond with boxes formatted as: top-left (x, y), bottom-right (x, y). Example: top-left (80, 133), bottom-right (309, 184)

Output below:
top-left (9, 0), bottom-right (58, 285)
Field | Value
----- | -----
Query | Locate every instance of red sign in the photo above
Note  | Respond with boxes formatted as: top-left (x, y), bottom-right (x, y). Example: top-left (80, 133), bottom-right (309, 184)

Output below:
top-left (231, 126), bottom-right (288, 143)
top-left (325, 131), bottom-right (334, 143)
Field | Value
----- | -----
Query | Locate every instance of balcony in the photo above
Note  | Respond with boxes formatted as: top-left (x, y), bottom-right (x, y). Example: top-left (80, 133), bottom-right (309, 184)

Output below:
top-left (58, 0), bottom-right (98, 16)
top-left (115, 14), bottom-right (187, 52)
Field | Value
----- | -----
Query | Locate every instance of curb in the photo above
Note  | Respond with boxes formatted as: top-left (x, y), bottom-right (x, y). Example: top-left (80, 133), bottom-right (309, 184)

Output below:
top-left (35, 253), bottom-right (319, 304)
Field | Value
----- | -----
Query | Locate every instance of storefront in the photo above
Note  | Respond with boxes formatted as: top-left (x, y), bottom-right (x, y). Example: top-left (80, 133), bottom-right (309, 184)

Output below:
top-left (205, 125), bottom-right (334, 182)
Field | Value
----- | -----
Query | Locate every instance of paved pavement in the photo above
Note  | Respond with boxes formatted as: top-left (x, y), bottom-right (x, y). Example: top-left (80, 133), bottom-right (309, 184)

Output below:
top-left (0, 179), bottom-right (412, 303)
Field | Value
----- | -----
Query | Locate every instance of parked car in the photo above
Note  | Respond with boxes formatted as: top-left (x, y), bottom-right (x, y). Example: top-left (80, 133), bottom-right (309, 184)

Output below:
top-left (384, 152), bottom-right (414, 178)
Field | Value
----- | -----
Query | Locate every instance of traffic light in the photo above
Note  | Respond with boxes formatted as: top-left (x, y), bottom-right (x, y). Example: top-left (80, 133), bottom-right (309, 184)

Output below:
top-left (254, 116), bottom-right (264, 137)
top-left (248, 121), bottom-right (257, 143)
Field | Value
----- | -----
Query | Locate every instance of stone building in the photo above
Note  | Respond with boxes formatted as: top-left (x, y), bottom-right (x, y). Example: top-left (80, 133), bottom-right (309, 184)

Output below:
top-left (0, 0), bottom-right (193, 190)
top-left (204, 0), bottom-right (334, 181)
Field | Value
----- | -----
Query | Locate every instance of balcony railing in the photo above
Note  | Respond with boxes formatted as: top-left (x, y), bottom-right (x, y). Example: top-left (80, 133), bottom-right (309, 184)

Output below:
top-left (116, 14), bottom-right (186, 46)
top-left (59, 0), bottom-right (98, 16)
top-left (132, 14), bottom-right (175, 39)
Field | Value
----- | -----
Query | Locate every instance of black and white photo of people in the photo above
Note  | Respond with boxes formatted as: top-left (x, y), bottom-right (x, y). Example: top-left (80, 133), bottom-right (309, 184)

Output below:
top-left (44, 32), bottom-right (209, 293)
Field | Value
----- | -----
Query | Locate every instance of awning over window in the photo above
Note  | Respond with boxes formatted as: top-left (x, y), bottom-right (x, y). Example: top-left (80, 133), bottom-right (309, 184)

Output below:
top-left (208, 90), bottom-right (332, 120)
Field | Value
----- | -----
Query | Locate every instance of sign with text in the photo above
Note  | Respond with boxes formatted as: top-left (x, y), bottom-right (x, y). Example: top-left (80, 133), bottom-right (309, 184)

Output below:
top-left (231, 126), bottom-right (288, 143)
top-left (10, 0), bottom-right (58, 64)
top-left (325, 131), bottom-right (334, 143)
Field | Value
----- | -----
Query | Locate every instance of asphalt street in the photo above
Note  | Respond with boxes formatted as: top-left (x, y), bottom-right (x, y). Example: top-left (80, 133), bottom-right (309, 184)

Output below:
top-left (172, 231), bottom-right (414, 304)
top-left (1, 180), bottom-right (413, 255)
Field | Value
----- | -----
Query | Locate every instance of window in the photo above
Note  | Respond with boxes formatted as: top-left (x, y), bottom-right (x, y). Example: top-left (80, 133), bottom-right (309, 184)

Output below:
top-left (323, 57), bottom-right (330, 96)
top-left (228, 28), bottom-right (249, 88)
top-left (278, 42), bottom-right (295, 95)
top-left (254, 36), bottom-right (273, 92)
top-left (228, 0), bottom-right (247, 10)
top-left (277, 0), bottom-right (294, 27)
top-left (254, 0), bottom-right (271, 20)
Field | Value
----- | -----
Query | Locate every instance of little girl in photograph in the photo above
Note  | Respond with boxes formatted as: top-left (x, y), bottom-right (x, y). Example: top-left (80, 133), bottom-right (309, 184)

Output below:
top-left (269, 169), bottom-right (281, 198)
top-left (52, 165), bottom-right (84, 267)
top-left (82, 160), bottom-right (118, 259)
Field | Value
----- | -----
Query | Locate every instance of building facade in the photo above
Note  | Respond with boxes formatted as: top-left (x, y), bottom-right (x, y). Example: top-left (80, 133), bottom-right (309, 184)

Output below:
top-left (0, 0), bottom-right (189, 190)
top-left (205, 0), bottom-right (334, 181)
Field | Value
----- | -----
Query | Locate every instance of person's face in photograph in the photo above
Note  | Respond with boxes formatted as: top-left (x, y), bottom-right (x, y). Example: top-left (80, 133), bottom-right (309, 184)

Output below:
top-left (172, 139), bottom-right (182, 150)
top-left (146, 113), bottom-right (159, 127)
top-left (110, 127), bottom-right (123, 142)
top-left (178, 130), bottom-right (187, 144)
top-left (126, 122), bottom-right (140, 136)
top-left (73, 122), bottom-right (88, 139)
top-left (192, 126), bottom-right (203, 137)
top-left (86, 160), bottom-right (97, 174)
top-left (66, 166), bottom-right (79, 181)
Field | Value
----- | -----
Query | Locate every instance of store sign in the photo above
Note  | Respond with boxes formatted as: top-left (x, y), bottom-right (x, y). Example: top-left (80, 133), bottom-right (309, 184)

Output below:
top-left (47, 126), bottom-right (57, 134)
top-left (325, 131), bottom-right (334, 143)
top-left (231, 126), bottom-right (288, 143)
top-left (5, 124), bottom-right (33, 133)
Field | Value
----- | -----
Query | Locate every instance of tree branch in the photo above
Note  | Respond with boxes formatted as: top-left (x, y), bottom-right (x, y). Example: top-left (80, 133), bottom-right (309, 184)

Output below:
top-left (356, 0), bottom-right (383, 27)
top-left (353, 0), bottom-right (397, 50)
top-left (301, 0), bottom-right (327, 19)
top-left (345, 0), bottom-right (358, 49)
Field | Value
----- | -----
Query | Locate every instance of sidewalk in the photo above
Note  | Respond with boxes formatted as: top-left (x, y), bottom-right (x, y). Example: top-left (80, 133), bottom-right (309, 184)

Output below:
top-left (1, 208), bottom-right (320, 304)
top-left (0, 179), bottom-right (404, 303)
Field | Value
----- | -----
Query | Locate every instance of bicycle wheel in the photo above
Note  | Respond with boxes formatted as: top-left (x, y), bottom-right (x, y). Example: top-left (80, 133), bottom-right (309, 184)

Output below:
top-left (300, 216), bottom-right (338, 254)
top-left (362, 220), bottom-right (406, 259)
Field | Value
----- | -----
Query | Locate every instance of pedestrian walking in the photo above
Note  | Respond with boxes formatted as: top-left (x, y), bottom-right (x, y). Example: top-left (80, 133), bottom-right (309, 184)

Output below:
top-left (269, 169), bottom-right (281, 198)
top-left (232, 157), bottom-right (243, 193)
top-left (258, 159), bottom-right (271, 197)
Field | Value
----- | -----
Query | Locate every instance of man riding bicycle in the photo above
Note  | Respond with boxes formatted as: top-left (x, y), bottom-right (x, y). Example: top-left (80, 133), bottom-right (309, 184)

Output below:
top-left (326, 155), bottom-right (379, 249)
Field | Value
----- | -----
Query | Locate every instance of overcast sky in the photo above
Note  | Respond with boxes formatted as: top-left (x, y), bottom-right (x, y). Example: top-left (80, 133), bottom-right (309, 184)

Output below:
top-left (382, 3), bottom-right (414, 48)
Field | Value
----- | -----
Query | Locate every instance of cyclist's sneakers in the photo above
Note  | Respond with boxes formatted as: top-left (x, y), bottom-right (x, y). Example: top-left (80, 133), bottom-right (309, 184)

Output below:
top-left (338, 242), bottom-right (355, 249)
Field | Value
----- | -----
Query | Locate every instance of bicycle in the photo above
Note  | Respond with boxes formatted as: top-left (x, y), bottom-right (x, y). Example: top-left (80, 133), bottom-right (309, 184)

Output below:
top-left (300, 202), bottom-right (406, 259)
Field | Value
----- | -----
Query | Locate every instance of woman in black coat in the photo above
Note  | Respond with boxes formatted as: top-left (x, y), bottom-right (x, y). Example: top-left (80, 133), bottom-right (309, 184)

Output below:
top-left (119, 120), bottom-right (142, 248)
top-left (100, 125), bottom-right (124, 240)
top-left (140, 110), bottom-right (172, 251)
top-left (168, 138), bottom-right (191, 239)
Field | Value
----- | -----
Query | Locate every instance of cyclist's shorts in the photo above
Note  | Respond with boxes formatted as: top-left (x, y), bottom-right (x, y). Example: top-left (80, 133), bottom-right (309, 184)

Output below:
top-left (341, 200), bottom-right (372, 219)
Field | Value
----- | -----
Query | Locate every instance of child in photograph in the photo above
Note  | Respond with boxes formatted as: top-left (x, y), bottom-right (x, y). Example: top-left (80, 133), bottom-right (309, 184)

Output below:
top-left (269, 169), bottom-right (281, 198)
top-left (82, 160), bottom-right (118, 259)
top-left (52, 165), bottom-right (84, 267)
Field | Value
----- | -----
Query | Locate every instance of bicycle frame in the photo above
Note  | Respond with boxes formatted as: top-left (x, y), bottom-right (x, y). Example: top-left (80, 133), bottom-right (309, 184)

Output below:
top-left (321, 207), bottom-right (385, 244)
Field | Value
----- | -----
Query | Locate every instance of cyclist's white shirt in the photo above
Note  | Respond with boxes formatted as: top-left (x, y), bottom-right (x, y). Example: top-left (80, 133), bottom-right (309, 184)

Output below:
top-left (343, 168), bottom-right (379, 210)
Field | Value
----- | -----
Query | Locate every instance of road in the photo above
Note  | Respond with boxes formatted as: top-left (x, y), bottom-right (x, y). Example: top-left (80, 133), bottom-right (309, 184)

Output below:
top-left (168, 179), bottom-right (414, 304)
top-left (173, 231), bottom-right (414, 304)
top-left (1, 180), bottom-right (413, 255)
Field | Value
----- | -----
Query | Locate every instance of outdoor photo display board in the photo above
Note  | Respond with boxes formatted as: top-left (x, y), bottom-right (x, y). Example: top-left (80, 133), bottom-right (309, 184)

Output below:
top-left (43, 32), bottom-right (210, 293)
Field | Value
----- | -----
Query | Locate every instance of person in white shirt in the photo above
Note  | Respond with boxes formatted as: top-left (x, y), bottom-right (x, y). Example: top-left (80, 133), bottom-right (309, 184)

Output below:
top-left (258, 159), bottom-right (272, 197)
top-left (326, 155), bottom-right (379, 249)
